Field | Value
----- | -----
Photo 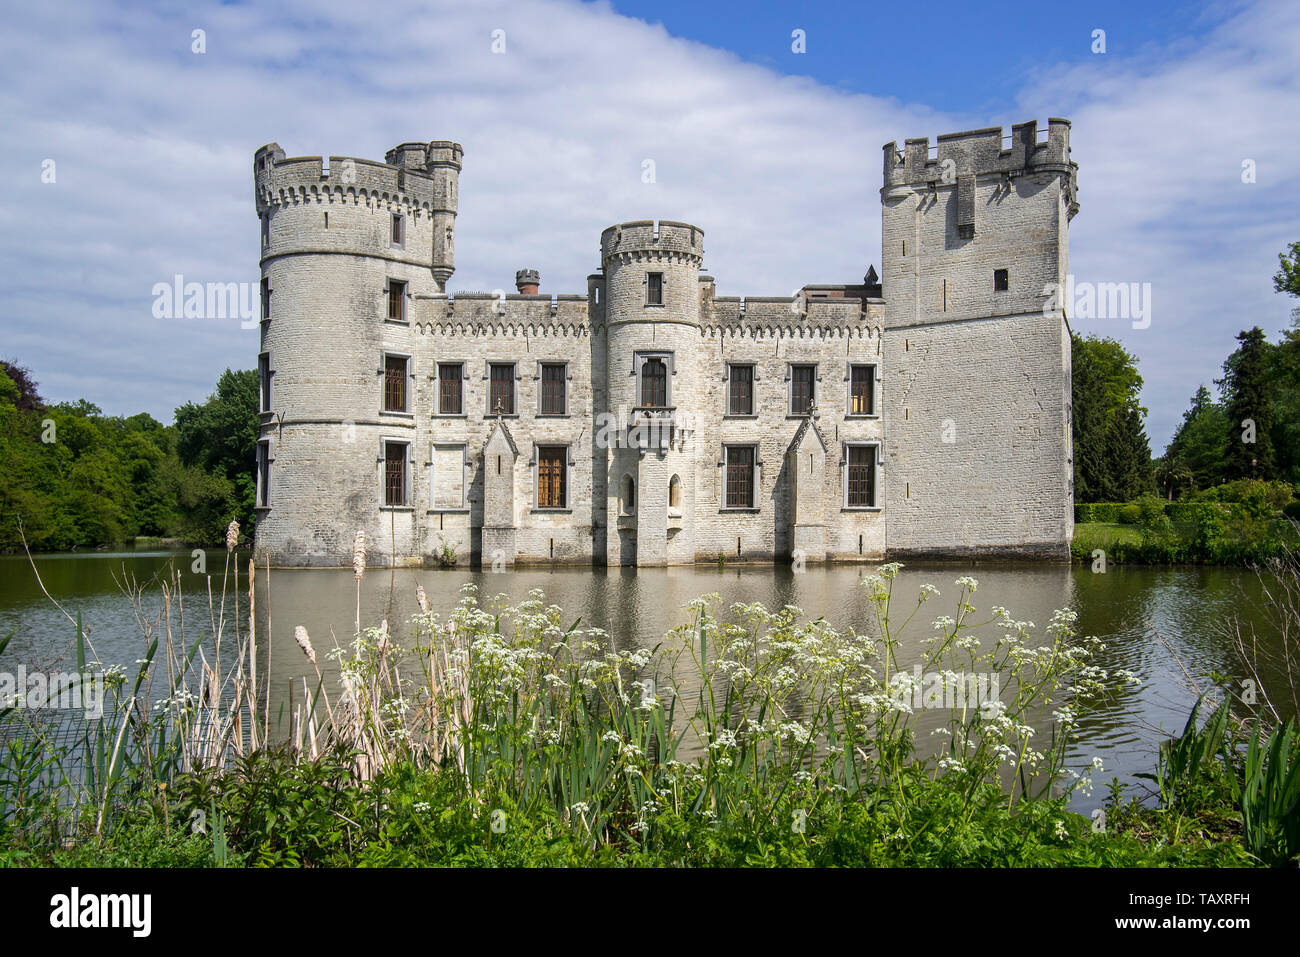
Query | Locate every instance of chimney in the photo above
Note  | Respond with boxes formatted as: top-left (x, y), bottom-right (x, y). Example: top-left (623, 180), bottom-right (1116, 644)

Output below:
top-left (515, 268), bottom-right (540, 295)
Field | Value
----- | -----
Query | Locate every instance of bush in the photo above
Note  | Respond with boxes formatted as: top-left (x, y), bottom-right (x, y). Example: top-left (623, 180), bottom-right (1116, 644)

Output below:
top-left (1282, 501), bottom-right (1300, 521)
top-left (1076, 502), bottom-right (1124, 523)
top-left (1117, 504), bottom-right (1142, 525)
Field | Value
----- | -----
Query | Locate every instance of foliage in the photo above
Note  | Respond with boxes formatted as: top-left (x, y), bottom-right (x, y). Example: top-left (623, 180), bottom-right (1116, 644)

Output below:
top-left (1218, 327), bottom-right (1277, 481)
top-left (0, 363), bottom-right (256, 549)
top-left (1071, 334), bottom-right (1153, 502)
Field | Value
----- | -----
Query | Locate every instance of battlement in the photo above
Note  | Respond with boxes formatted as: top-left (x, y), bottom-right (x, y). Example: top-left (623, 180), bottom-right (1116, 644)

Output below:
top-left (600, 220), bottom-right (704, 265)
top-left (882, 119), bottom-right (1074, 189)
top-left (254, 140), bottom-right (462, 215)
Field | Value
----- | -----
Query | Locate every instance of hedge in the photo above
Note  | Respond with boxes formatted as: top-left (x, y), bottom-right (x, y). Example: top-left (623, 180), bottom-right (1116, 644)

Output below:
top-left (1076, 501), bottom-right (1247, 524)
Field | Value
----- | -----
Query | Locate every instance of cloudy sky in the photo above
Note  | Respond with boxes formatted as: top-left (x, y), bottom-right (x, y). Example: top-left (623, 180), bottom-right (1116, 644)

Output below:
top-left (2, 0), bottom-right (1297, 448)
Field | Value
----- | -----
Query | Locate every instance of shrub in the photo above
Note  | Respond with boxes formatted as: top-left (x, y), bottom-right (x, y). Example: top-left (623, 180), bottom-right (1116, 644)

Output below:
top-left (1117, 504), bottom-right (1142, 525)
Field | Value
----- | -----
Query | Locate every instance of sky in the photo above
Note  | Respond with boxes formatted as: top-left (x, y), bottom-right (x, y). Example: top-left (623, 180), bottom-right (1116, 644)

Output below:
top-left (1, 0), bottom-right (1297, 449)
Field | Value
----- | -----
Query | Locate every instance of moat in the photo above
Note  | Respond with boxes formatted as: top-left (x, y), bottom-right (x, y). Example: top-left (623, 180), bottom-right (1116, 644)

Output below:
top-left (1, 550), bottom-right (1292, 813)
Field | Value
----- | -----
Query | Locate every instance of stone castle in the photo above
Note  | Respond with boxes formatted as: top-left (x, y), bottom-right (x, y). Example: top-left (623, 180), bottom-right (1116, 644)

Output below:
top-left (251, 119), bottom-right (1078, 568)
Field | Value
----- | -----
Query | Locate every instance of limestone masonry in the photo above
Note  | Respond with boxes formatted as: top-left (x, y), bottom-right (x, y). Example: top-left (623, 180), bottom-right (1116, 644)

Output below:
top-left (252, 119), bottom-right (1078, 567)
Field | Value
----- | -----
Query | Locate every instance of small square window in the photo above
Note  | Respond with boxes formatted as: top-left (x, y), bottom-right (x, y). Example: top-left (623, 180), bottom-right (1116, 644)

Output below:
top-left (994, 268), bottom-right (1009, 292)
top-left (646, 272), bottom-right (664, 306)
top-left (387, 279), bottom-right (407, 321)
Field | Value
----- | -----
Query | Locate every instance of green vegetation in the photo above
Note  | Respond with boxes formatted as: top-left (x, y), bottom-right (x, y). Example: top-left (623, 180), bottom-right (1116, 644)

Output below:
top-left (1072, 334), bottom-right (1154, 503)
top-left (1159, 244), bottom-right (1300, 493)
top-left (0, 361), bottom-right (257, 550)
top-left (3, 561), bottom-right (1295, 868)
top-left (1072, 481), bottom-right (1297, 565)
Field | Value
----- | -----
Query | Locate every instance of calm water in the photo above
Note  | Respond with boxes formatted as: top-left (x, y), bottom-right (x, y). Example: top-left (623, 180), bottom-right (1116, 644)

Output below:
top-left (1, 549), bottom-right (1292, 812)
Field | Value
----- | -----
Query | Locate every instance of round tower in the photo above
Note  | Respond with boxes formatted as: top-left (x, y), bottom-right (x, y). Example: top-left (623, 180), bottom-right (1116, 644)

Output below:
top-left (252, 139), bottom-right (462, 566)
top-left (598, 220), bottom-right (704, 566)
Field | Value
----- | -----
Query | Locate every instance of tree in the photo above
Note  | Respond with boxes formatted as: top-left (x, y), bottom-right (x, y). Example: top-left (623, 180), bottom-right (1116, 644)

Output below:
top-left (1164, 385), bottom-right (1229, 492)
top-left (0, 360), bottom-right (43, 412)
top-left (1071, 334), bottom-right (1153, 502)
top-left (173, 368), bottom-right (259, 532)
top-left (1218, 327), bottom-right (1276, 481)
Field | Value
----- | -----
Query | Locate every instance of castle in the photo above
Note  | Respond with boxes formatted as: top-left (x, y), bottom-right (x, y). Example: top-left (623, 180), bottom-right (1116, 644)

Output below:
top-left (251, 119), bottom-right (1078, 568)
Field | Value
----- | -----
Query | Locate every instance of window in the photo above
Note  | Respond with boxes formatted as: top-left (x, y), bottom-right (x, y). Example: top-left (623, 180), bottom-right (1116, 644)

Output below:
top-left (489, 363), bottom-right (515, 415)
top-left (260, 278), bottom-right (271, 320)
top-left (537, 446), bottom-right (566, 508)
top-left (790, 364), bottom-right (816, 415)
top-left (849, 364), bottom-right (875, 416)
top-left (438, 363), bottom-right (463, 415)
top-left (258, 353), bottom-right (272, 411)
top-left (724, 446), bottom-right (756, 509)
top-left (383, 355), bottom-right (408, 412)
top-left (668, 474), bottom-right (682, 510)
top-left (256, 440), bottom-right (271, 507)
top-left (540, 363), bottom-right (566, 415)
top-left (641, 357), bottom-right (667, 408)
top-left (387, 279), bottom-right (407, 321)
top-left (646, 271), bottom-right (664, 306)
top-left (622, 475), bottom-right (636, 513)
top-left (384, 441), bottom-right (408, 506)
top-left (994, 268), bottom-right (1009, 292)
top-left (846, 445), bottom-right (877, 508)
top-left (728, 364), bottom-right (754, 416)
top-left (391, 214), bottom-right (404, 247)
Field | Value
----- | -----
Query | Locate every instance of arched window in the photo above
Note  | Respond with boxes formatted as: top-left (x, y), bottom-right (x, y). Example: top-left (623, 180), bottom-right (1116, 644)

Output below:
top-left (668, 474), bottom-right (681, 509)
top-left (622, 474), bottom-right (636, 513)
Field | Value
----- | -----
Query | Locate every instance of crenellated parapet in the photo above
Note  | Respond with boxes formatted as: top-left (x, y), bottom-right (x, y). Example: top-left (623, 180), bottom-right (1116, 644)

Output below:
top-left (600, 220), bottom-right (704, 266)
top-left (253, 140), bottom-right (462, 216)
top-left (882, 118), bottom-right (1077, 216)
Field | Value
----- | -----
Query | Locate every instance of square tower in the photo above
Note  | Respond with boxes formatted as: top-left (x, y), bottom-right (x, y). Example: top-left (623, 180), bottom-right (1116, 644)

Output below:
top-left (879, 119), bottom-right (1078, 559)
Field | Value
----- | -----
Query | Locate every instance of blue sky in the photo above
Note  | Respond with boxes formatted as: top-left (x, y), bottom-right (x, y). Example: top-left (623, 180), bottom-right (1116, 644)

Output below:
top-left (1, 0), bottom-right (1297, 449)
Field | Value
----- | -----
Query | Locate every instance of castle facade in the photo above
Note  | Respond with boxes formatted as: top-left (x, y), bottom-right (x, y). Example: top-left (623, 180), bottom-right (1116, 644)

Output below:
top-left (251, 120), bottom-right (1078, 567)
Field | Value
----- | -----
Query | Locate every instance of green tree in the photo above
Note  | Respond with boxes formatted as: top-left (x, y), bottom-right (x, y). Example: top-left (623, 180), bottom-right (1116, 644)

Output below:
top-left (173, 368), bottom-right (259, 534)
top-left (1218, 327), bottom-right (1276, 481)
top-left (1071, 334), bottom-right (1153, 502)
top-left (1164, 385), bottom-right (1229, 493)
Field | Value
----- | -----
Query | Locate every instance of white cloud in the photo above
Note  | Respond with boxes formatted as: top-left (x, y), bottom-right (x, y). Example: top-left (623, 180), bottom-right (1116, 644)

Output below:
top-left (0, 0), bottom-right (1295, 454)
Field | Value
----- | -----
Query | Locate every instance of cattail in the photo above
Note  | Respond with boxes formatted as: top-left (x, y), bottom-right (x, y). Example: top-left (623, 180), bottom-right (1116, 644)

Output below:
top-left (294, 625), bottom-right (317, 665)
top-left (352, 530), bottom-right (366, 580)
top-left (226, 520), bottom-right (240, 552)
top-left (416, 584), bottom-right (430, 615)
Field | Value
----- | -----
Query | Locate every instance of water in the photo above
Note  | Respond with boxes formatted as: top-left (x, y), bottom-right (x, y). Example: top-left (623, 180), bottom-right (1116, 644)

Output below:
top-left (1, 549), bottom-right (1293, 812)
